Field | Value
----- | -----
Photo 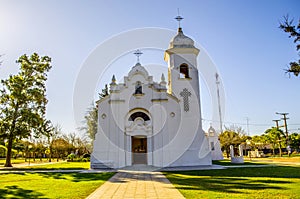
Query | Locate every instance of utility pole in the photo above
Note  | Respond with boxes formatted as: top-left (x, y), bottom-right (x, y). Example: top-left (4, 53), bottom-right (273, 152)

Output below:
top-left (216, 73), bottom-right (223, 134)
top-left (246, 117), bottom-right (250, 136)
top-left (272, 119), bottom-right (280, 129)
top-left (275, 112), bottom-right (289, 145)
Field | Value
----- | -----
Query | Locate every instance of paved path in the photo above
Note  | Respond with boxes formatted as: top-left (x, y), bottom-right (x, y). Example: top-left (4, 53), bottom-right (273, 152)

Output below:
top-left (86, 171), bottom-right (185, 199)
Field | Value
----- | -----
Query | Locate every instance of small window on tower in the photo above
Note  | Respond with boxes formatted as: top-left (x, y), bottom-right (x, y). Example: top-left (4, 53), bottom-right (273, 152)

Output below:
top-left (179, 64), bottom-right (189, 78)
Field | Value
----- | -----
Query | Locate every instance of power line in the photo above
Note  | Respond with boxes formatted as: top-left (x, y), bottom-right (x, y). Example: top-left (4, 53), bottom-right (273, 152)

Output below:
top-left (202, 118), bottom-right (272, 127)
top-left (202, 118), bottom-right (300, 128)
top-left (202, 119), bottom-right (299, 127)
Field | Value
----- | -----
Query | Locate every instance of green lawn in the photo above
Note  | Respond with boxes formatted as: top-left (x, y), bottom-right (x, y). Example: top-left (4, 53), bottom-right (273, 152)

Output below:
top-left (0, 161), bottom-right (91, 171)
top-left (213, 156), bottom-right (300, 166)
top-left (23, 162), bottom-right (91, 170)
top-left (0, 172), bottom-right (115, 199)
top-left (0, 158), bottom-right (36, 165)
top-left (165, 166), bottom-right (300, 199)
top-left (212, 159), bottom-right (267, 166)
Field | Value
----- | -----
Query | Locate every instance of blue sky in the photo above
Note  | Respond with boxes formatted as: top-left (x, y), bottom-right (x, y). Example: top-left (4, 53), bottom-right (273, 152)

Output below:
top-left (0, 0), bottom-right (299, 136)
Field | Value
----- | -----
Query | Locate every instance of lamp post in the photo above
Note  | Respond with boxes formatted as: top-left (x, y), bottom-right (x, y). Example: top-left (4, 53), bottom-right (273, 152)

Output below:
top-left (28, 145), bottom-right (33, 166)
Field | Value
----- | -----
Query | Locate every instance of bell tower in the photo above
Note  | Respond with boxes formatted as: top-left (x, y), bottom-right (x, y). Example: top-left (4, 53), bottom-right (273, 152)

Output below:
top-left (164, 17), bottom-right (201, 116)
top-left (163, 15), bottom-right (211, 167)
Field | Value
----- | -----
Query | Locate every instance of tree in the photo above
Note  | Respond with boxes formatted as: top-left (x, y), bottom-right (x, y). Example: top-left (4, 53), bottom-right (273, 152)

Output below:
top-left (219, 125), bottom-right (247, 158)
top-left (264, 127), bottom-right (285, 156)
top-left (84, 105), bottom-right (98, 141)
top-left (79, 84), bottom-right (109, 143)
top-left (289, 132), bottom-right (300, 151)
top-left (35, 141), bottom-right (46, 161)
top-left (22, 140), bottom-right (34, 162)
top-left (41, 121), bottom-right (62, 162)
top-left (0, 145), bottom-right (7, 157)
top-left (63, 132), bottom-right (90, 156)
top-left (63, 132), bottom-right (77, 148)
top-left (251, 135), bottom-right (266, 150)
top-left (279, 15), bottom-right (300, 77)
top-left (99, 84), bottom-right (109, 99)
top-left (13, 140), bottom-right (26, 158)
top-left (0, 53), bottom-right (52, 167)
top-left (74, 136), bottom-right (90, 156)
top-left (52, 137), bottom-right (70, 161)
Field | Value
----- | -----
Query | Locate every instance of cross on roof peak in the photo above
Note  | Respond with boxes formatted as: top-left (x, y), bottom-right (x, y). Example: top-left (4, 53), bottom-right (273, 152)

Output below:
top-left (134, 49), bottom-right (143, 63)
top-left (175, 8), bottom-right (184, 29)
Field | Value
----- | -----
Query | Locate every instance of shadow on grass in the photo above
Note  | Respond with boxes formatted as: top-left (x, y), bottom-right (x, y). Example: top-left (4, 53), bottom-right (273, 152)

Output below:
top-left (212, 160), bottom-right (267, 166)
top-left (165, 174), bottom-right (287, 194)
top-left (0, 185), bottom-right (48, 199)
top-left (165, 166), bottom-right (299, 194)
top-left (36, 172), bottom-right (115, 182)
top-left (172, 166), bottom-right (300, 178)
top-left (0, 167), bottom-right (88, 171)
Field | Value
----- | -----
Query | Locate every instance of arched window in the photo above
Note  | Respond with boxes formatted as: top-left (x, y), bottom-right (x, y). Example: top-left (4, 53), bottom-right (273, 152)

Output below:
top-left (179, 64), bottom-right (189, 78)
top-left (135, 81), bottom-right (143, 94)
top-left (129, 112), bottom-right (150, 121)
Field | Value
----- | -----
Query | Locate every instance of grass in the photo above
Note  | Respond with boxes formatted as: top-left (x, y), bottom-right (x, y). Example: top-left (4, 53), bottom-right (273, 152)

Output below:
top-left (261, 156), bottom-right (300, 163)
top-left (0, 172), bottom-right (115, 199)
top-left (23, 162), bottom-right (90, 170)
top-left (0, 158), bottom-right (50, 165)
top-left (213, 156), bottom-right (300, 166)
top-left (212, 159), bottom-right (267, 166)
top-left (0, 161), bottom-right (91, 171)
top-left (164, 166), bottom-right (300, 199)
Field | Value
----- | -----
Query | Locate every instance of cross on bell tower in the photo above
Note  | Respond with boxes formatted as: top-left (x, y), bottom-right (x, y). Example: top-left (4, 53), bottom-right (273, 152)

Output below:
top-left (180, 88), bottom-right (191, 112)
top-left (175, 8), bottom-right (183, 28)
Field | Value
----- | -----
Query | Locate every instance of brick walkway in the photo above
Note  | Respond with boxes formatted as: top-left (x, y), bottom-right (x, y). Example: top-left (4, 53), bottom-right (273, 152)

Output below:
top-left (86, 171), bottom-right (185, 199)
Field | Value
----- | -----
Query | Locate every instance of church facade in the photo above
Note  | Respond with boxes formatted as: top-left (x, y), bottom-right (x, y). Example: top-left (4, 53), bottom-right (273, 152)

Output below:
top-left (91, 27), bottom-right (212, 169)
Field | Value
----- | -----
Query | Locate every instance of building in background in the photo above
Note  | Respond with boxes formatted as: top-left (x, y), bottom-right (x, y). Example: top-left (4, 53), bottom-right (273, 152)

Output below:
top-left (206, 125), bottom-right (223, 160)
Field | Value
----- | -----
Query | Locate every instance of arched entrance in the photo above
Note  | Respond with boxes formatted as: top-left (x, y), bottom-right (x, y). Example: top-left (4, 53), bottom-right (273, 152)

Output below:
top-left (125, 109), bottom-right (152, 166)
top-left (132, 136), bottom-right (147, 164)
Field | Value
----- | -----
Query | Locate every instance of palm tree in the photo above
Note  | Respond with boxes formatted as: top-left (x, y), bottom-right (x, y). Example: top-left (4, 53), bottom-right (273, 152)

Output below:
top-left (264, 127), bottom-right (285, 157)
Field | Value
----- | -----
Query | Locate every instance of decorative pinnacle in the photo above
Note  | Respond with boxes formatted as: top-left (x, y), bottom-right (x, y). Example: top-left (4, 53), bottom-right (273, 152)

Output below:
top-left (111, 75), bottom-right (116, 84)
top-left (134, 49), bottom-right (143, 63)
top-left (161, 73), bottom-right (166, 82)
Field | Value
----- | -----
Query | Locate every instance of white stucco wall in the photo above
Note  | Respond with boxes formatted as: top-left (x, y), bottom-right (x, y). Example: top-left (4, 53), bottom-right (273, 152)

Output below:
top-left (91, 30), bottom-right (213, 169)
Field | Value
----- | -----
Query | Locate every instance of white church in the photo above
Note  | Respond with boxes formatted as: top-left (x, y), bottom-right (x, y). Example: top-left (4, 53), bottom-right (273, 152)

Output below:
top-left (91, 22), bottom-right (222, 169)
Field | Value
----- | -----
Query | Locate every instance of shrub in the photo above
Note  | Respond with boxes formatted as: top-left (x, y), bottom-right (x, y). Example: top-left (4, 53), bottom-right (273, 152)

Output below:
top-left (67, 153), bottom-right (76, 161)
top-left (82, 153), bottom-right (90, 158)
